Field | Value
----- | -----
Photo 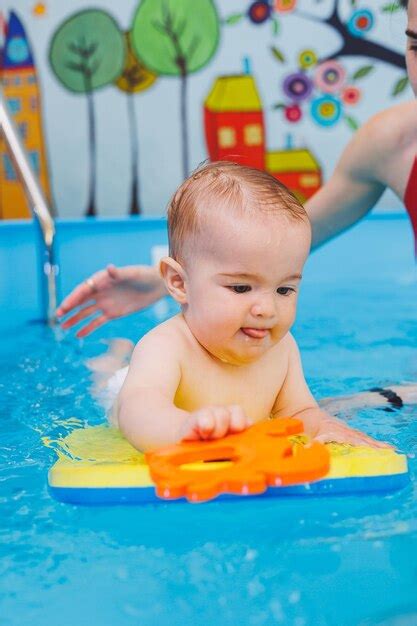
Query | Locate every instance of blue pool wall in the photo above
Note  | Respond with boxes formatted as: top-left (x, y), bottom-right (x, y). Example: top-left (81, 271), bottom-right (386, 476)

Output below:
top-left (0, 213), bottom-right (414, 328)
top-left (1, 217), bottom-right (167, 326)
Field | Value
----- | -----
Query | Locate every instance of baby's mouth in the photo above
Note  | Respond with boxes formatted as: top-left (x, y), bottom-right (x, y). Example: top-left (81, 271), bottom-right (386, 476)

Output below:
top-left (241, 327), bottom-right (269, 339)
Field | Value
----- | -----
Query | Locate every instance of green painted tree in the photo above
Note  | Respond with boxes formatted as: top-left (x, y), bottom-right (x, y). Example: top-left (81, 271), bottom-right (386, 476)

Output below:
top-left (114, 32), bottom-right (157, 215)
top-left (132, 0), bottom-right (220, 179)
top-left (49, 10), bottom-right (125, 216)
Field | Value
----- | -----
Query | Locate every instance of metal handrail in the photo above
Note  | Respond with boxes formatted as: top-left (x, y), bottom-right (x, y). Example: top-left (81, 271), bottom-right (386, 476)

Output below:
top-left (0, 92), bottom-right (58, 325)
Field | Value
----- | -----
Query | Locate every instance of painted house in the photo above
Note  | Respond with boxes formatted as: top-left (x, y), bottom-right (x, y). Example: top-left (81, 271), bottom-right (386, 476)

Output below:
top-left (204, 73), bottom-right (321, 202)
top-left (204, 75), bottom-right (266, 171)
top-left (0, 11), bottom-right (51, 219)
top-left (267, 149), bottom-right (321, 203)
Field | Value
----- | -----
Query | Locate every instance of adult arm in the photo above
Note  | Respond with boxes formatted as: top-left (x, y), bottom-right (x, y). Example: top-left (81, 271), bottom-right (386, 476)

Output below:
top-left (306, 118), bottom-right (387, 249)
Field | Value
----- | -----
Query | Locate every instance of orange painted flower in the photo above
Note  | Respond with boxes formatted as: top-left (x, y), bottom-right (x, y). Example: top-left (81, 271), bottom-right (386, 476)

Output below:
top-left (275, 0), bottom-right (297, 13)
top-left (32, 2), bottom-right (47, 16)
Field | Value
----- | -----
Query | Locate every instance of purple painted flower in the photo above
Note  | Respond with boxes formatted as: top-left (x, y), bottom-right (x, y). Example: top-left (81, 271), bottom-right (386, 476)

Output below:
top-left (282, 72), bottom-right (313, 102)
top-left (248, 1), bottom-right (272, 24)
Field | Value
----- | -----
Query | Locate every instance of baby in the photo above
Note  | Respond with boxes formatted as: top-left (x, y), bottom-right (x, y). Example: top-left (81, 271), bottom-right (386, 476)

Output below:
top-left (113, 161), bottom-right (389, 452)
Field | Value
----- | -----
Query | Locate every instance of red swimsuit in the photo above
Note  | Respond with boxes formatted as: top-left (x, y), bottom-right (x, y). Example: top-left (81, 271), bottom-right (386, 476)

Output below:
top-left (404, 157), bottom-right (417, 249)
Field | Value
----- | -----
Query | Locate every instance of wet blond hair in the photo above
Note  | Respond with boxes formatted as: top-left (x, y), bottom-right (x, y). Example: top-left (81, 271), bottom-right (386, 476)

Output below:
top-left (167, 161), bottom-right (308, 262)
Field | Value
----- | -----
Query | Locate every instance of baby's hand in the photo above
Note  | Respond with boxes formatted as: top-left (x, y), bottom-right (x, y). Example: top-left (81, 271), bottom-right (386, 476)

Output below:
top-left (180, 405), bottom-right (252, 442)
top-left (315, 418), bottom-right (393, 449)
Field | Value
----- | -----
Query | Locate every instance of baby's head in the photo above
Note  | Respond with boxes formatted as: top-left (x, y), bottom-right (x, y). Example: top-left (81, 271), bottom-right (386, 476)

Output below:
top-left (167, 160), bottom-right (308, 264)
top-left (161, 161), bottom-right (311, 365)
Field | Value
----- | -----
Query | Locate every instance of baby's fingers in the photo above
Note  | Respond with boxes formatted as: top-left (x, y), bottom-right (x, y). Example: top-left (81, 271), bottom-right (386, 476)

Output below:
top-left (180, 412), bottom-right (213, 441)
top-left (316, 429), bottom-right (392, 449)
top-left (337, 427), bottom-right (392, 449)
top-left (196, 411), bottom-right (216, 438)
top-left (228, 405), bottom-right (251, 433)
top-left (208, 407), bottom-right (232, 439)
top-left (351, 433), bottom-right (393, 449)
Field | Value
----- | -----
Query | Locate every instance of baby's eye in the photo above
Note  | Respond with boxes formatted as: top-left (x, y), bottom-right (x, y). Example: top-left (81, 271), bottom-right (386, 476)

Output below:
top-left (230, 285), bottom-right (251, 294)
top-left (276, 287), bottom-right (294, 296)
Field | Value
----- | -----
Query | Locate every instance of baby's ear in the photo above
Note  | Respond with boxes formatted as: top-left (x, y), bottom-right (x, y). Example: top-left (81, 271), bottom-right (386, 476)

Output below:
top-left (159, 257), bottom-right (188, 304)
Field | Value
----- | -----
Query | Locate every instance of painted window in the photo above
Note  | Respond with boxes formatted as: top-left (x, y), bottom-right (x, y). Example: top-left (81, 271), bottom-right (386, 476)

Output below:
top-left (7, 98), bottom-right (21, 114)
top-left (30, 96), bottom-right (38, 111)
top-left (27, 75), bottom-right (37, 85)
top-left (14, 76), bottom-right (21, 86)
top-left (244, 124), bottom-right (263, 146)
top-left (29, 151), bottom-right (40, 174)
top-left (3, 154), bottom-right (17, 181)
top-left (218, 127), bottom-right (236, 148)
top-left (18, 122), bottom-right (28, 140)
top-left (300, 174), bottom-right (319, 188)
top-left (7, 36), bottom-right (30, 64)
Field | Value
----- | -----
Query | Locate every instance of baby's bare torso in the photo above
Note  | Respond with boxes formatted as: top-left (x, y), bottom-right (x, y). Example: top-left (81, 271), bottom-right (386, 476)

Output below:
top-left (165, 315), bottom-right (290, 423)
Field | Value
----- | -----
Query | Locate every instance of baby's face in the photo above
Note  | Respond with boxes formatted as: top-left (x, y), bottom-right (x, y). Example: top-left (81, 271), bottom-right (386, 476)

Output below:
top-left (182, 210), bottom-right (311, 365)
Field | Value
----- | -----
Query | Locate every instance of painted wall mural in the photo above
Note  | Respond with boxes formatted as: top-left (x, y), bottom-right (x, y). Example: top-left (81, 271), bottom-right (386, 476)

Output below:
top-left (0, 11), bottom-right (52, 219)
top-left (0, 0), bottom-right (411, 219)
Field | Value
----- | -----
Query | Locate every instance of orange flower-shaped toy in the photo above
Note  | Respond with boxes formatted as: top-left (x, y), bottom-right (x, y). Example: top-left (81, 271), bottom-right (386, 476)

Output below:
top-left (146, 418), bottom-right (330, 502)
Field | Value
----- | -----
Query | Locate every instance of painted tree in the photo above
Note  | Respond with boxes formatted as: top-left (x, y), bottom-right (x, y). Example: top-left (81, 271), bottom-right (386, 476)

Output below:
top-left (225, 0), bottom-right (409, 135)
top-left (226, 1), bottom-right (409, 97)
top-left (49, 10), bottom-right (125, 216)
top-left (114, 32), bottom-right (157, 215)
top-left (132, 0), bottom-right (220, 179)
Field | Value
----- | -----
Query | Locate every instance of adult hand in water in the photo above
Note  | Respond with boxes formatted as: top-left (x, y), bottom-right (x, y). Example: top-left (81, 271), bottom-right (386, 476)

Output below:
top-left (57, 264), bottom-right (166, 337)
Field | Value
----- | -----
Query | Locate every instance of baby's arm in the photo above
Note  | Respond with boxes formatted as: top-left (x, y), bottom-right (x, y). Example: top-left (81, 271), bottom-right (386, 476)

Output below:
top-left (117, 329), bottom-right (250, 451)
top-left (272, 335), bottom-right (391, 448)
top-left (117, 331), bottom-right (187, 450)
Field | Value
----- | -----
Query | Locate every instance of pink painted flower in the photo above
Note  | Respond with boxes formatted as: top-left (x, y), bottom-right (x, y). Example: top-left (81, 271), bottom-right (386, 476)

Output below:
top-left (314, 60), bottom-right (346, 94)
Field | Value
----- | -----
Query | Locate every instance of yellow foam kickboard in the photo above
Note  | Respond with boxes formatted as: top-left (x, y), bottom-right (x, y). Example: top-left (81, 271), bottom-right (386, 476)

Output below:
top-left (45, 425), bottom-right (408, 490)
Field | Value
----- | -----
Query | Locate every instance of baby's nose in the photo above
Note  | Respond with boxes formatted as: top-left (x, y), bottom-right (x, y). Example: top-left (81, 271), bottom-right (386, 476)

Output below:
top-left (250, 295), bottom-right (277, 318)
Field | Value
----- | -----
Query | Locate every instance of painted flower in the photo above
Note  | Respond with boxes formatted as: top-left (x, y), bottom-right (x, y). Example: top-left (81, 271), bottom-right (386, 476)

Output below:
top-left (284, 103), bottom-right (302, 122)
top-left (274, 0), bottom-right (297, 12)
top-left (283, 72), bottom-right (313, 102)
top-left (310, 95), bottom-right (342, 127)
top-left (342, 86), bottom-right (361, 106)
top-left (299, 49), bottom-right (317, 70)
top-left (347, 9), bottom-right (374, 38)
top-left (248, 1), bottom-right (272, 23)
top-left (314, 60), bottom-right (346, 94)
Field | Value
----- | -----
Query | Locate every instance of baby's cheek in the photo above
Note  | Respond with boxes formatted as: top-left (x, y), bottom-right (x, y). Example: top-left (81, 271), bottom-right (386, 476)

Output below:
top-left (280, 302), bottom-right (297, 329)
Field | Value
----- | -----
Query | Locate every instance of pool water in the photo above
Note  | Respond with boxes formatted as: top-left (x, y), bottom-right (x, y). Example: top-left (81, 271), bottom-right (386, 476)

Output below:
top-left (1, 217), bottom-right (417, 626)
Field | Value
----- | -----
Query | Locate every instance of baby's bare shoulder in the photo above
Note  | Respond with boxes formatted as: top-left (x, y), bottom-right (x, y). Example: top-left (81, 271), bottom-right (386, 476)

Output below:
top-left (132, 315), bottom-right (189, 359)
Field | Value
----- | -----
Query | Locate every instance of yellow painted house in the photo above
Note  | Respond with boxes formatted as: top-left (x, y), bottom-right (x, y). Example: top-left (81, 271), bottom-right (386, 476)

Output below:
top-left (267, 149), bottom-right (321, 203)
top-left (0, 11), bottom-right (52, 219)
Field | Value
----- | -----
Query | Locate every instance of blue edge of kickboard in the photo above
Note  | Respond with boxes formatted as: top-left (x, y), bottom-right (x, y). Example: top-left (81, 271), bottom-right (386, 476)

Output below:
top-left (49, 473), bottom-right (410, 506)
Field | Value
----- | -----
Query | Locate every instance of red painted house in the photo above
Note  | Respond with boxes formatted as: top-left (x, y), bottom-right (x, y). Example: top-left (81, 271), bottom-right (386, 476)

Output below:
top-left (204, 75), bottom-right (266, 170)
